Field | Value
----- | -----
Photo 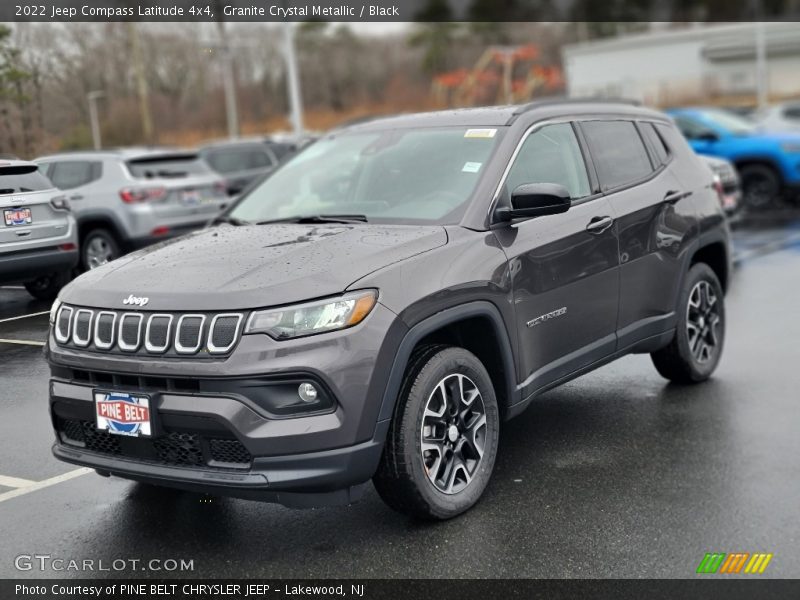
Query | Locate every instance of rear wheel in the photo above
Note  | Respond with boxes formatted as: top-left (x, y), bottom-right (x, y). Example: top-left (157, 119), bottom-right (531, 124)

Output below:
top-left (739, 164), bottom-right (781, 210)
top-left (81, 228), bottom-right (120, 270)
top-left (651, 263), bottom-right (725, 383)
top-left (24, 271), bottom-right (69, 301)
top-left (373, 345), bottom-right (500, 520)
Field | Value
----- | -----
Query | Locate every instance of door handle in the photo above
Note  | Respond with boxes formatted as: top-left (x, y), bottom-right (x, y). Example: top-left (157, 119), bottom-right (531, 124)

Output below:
top-left (586, 216), bottom-right (614, 234)
top-left (69, 194), bottom-right (83, 201)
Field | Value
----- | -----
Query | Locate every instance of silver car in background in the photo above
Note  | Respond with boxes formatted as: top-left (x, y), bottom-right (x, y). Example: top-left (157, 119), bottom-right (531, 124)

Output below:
top-left (35, 149), bottom-right (229, 270)
top-left (0, 160), bottom-right (78, 300)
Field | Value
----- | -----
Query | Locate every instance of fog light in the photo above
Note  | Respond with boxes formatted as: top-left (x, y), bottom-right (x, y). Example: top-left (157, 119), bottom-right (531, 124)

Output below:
top-left (298, 382), bottom-right (318, 403)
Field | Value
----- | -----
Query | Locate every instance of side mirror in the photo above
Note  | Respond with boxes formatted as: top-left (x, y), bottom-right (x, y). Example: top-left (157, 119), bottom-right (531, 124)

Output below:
top-left (695, 131), bottom-right (719, 142)
top-left (496, 183), bottom-right (571, 222)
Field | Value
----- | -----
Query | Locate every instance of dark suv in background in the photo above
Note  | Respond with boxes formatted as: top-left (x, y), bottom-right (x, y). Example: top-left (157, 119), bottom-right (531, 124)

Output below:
top-left (46, 100), bottom-right (730, 519)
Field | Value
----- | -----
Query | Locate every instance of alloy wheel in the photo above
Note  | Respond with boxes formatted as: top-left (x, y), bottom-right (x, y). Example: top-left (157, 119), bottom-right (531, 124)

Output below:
top-left (420, 373), bottom-right (487, 495)
top-left (686, 280), bottom-right (721, 364)
top-left (85, 237), bottom-right (115, 269)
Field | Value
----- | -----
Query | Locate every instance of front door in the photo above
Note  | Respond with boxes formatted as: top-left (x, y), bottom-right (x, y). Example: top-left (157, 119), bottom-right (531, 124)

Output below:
top-left (493, 122), bottom-right (620, 398)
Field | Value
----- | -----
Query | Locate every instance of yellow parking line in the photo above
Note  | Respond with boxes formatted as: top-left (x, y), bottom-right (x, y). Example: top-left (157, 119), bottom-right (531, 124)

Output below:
top-left (0, 468), bottom-right (92, 504)
top-left (0, 474), bottom-right (37, 488)
top-left (0, 339), bottom-right (45, 347)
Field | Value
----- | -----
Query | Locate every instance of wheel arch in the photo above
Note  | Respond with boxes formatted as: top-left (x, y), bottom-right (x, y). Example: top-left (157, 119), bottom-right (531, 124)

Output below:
top-left (376, 301), bottom-right (519, 426)
top-left (76, 213), bottom-right (126, 245)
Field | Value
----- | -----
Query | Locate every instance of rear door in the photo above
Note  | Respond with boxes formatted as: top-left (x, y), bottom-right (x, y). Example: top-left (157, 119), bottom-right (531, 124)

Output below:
top-left (495, 122), bottom-right (620, 395)
top-left (579, 119), bottom-right (694, 349)
top-left (0, 165), bottom-right (69, 245)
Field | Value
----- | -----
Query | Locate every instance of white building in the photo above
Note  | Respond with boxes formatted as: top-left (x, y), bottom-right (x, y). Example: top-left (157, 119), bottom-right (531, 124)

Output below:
top-left (562, 23), bottom-right (800, 106)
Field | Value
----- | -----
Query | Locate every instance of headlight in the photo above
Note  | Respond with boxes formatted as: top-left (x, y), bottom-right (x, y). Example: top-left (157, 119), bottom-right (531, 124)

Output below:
top-left (781, 142), bottom-right (800, 153)
top-left (245, 290), bottom-right (378, 340)
top-left (49, 298), bottom-right (62, 325)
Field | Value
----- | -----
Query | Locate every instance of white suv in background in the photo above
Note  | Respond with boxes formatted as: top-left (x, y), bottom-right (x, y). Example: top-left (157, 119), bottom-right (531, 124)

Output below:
top-left (0, 160), bottom-right (78, 300)
top-left (35, 149), bottom-right (229, 270)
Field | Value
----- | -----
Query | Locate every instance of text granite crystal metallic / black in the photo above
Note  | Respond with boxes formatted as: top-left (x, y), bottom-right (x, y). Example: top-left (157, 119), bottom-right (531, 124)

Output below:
top-left (45, 100), bottom-right (732, 520)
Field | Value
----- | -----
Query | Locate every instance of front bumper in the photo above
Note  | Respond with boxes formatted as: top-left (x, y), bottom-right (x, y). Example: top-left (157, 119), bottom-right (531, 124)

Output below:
top-left (46, 302), bottom-right (407, 505)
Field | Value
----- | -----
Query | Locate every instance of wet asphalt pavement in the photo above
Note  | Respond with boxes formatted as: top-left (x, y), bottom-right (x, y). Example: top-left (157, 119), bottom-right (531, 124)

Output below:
top-left (1, 215), bottom-right (799, 579)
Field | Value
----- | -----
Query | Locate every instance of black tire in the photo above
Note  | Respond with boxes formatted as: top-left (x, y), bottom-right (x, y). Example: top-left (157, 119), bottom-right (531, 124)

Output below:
top-left (651, 263), bottom-right (725, 384)
top-left (373, 345), bottom-right (500, 520)
top-left (81, 228), bottom-right (120, 271)
top-left (739, 164), bottom-right (781, 210)
top-left (24, 271), bottom-right (69, 301)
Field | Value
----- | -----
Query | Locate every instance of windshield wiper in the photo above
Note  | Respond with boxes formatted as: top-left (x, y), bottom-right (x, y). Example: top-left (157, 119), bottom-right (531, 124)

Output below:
top-left (256, 214), bottom-right (368, 225)
top-left (210, 215), bottom-right (250, 226)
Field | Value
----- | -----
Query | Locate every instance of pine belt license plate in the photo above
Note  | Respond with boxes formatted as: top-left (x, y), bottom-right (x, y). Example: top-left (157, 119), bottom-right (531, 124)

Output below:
top-left (4, 207), bottom-right (32, 226)
top-left (95, 391), bottom-right (152, 437)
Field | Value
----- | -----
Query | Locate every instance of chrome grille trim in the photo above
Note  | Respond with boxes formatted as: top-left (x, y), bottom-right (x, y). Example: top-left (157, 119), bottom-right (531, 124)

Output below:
top-left (174, 314), bottom-right (206, 354)
top-left (207, 313), bottom-right (243, 354)
top-left (72, 309), bottom-right (94, 347)
top-left (144, 313), bottom-right (173, 354)
top-left (54, 306), bottom-right (244, 356)
top-left (117, 313), bottom-right (143, 352)
top-left (54, 306), bottom-right (73, 344)
top-left (93, 311), bottom-right (117, 350)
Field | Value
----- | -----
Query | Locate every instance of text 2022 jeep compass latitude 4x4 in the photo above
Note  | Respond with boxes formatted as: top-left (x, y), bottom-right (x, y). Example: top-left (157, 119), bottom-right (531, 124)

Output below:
top-left (47, 101), bottom-right (731, 519)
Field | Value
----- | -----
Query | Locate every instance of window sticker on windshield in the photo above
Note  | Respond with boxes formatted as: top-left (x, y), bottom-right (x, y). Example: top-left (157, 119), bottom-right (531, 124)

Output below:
top-left (462, 162), bottom-right (482, 173)
top-left (464, 128), bottom-right (496, 139)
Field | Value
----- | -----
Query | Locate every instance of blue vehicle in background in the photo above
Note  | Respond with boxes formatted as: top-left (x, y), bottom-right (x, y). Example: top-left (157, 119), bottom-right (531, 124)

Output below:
top-left (667, 107), bottom-right (800, 209)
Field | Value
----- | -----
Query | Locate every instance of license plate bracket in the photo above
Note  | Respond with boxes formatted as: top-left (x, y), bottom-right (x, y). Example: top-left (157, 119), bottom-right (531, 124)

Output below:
top-left (3, 207), bottom-right (32, 226)
top-left (95, 391), bottom-right (153, 438)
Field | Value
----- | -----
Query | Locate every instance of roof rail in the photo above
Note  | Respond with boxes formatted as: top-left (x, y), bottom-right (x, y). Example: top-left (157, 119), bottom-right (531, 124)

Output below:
top-left (512, 96), bottom-right (642, 116)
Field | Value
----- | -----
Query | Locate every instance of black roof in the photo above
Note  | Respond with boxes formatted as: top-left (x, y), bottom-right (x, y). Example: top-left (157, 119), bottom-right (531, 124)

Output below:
top-left (348, 99), bottom-right (667, 132)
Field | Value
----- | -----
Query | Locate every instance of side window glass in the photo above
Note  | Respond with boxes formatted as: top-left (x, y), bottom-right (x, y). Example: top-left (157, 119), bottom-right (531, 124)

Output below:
top-left (50, 161), bottom-right (101, 190)
top-left (581, 120), bottom-right (652, 191)
top-left (640, 122), bottom-right (669, 166)
top-left (504, 123), bottom-right (590, 201)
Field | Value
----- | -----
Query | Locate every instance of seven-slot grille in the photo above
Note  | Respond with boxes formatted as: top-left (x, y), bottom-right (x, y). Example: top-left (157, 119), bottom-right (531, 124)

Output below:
top-left (54, 305), bottom-right (244, 356)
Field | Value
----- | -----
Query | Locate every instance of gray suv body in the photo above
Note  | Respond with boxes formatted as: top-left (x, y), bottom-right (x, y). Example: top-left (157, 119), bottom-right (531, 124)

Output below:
top-left (46, 101), bottom-right (731, 519)
top-left (35, 149), bottom-right (228, 271)
top-left (0, 160), bottom-right (78, 300)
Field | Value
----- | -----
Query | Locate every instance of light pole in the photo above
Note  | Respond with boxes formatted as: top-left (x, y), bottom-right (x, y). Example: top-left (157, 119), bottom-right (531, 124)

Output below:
top-left (216, 20), bottom-right (240, 139)
top-left (283, 22), bottom-right (304, 135)
top-left (87, 91), bottom-right (105, 150)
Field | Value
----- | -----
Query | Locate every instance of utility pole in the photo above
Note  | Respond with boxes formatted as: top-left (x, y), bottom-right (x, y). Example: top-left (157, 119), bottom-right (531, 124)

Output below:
top-left (217, 19), bottom-right (240, 139)
top-left (87, 90), bottom-right (105, 150)
top-left (128, 23), bottom-right (154, 143)
top-left (283, 22), bottom-right (304, 135)
top-left (755, 21), bottom-right (768, 109)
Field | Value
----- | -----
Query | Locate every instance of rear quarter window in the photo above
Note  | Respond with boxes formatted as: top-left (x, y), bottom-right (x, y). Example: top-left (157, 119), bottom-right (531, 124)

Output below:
top-left (581, 120), bottom-right (653, 191)
top-left (639, 122), bottom-right (670, 166)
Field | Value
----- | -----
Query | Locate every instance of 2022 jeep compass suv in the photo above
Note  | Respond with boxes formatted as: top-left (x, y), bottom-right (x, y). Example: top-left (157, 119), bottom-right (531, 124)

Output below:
top-left (47, 100), bottom-right (731, 519)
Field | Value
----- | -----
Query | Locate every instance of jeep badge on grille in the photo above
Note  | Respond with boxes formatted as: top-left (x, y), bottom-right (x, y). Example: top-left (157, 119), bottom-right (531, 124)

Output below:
top-left (123, 294), bottom-right (149, 307)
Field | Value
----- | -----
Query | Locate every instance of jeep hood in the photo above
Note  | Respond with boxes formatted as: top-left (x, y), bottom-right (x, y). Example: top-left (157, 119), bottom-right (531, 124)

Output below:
top-left (61, 224), bottom-right (447, 311)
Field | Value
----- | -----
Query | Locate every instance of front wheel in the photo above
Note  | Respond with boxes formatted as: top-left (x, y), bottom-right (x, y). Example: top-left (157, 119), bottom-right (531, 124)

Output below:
top-left (651, 263), bottom-right (725, 383)
top-left (373, 345), bottom-right (500, 520)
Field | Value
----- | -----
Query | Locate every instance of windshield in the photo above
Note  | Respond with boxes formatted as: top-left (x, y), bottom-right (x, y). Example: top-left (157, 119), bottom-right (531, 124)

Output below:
top-left (0, 166), bottom-right (53, 194)
top-left (229, 127), bottom-right (503, 225)
top-left (700, 109), bottom-right (757, 134)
